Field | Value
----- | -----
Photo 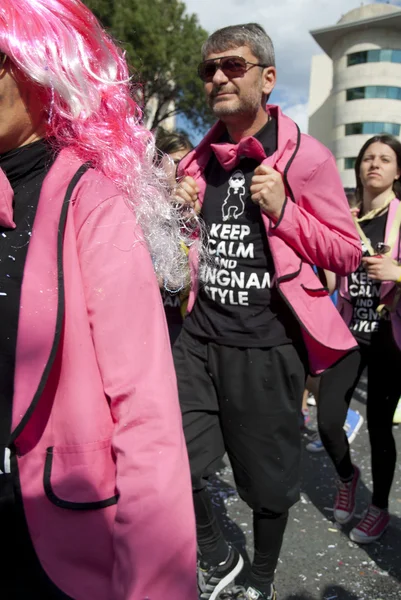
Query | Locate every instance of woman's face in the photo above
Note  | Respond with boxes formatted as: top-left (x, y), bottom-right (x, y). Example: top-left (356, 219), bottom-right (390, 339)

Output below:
top-left (0, 56), bottom-right (45, 154)
top-left (359, 141), bottom-right (401, 195)
top-left (161, 147), bottom-right (190, 189)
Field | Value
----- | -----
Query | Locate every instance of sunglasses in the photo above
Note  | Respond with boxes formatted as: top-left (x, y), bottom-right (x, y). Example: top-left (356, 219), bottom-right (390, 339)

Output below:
top-left (198, 55), bottom-right (268, 82)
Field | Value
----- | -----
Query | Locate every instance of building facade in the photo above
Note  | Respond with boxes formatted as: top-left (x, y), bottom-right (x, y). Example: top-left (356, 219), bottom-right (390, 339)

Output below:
top-left (309, 4), bottom-right (401, 188)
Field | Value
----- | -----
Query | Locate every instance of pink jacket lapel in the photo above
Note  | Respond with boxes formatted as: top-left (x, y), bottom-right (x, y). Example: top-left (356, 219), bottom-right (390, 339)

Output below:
top-left (178, 106), bottom-right (298, 208)
top-left (11, 151), bottom-right (85, 441)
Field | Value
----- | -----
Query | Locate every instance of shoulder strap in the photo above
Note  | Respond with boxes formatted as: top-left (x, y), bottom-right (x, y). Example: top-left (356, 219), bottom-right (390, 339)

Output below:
top-left (353, 217), bottom-right (375, 256)
top-left (353, 202), bottom-right (401, 257)
top-left (385, 201), bottom-right (401, 256)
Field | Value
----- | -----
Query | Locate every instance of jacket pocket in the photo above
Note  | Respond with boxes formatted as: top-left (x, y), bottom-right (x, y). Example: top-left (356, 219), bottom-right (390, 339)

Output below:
top-left (44, 439), bottom-right (119, 510)
top-left (301, 283), bottom-right (330, 297)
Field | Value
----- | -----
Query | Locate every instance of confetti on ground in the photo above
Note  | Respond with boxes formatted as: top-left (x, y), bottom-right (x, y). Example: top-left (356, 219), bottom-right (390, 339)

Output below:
top-left (211, 383), bottom-right (401, 600)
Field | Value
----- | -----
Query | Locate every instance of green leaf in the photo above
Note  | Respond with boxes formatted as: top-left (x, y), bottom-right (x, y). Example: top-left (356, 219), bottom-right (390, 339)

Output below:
top-left (84, 0), bottom-right (215, 134)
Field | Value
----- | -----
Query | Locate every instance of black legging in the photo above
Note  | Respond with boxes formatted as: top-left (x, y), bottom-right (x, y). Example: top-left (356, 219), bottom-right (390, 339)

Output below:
top-left (194, 487), bottom-right (287, 591)
top-left (318, 320), bottom-right (401, 509)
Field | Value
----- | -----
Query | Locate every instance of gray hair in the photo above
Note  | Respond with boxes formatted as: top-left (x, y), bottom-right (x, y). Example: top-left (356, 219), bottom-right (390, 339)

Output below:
top-left (201, 23), bottom-right (275, 67)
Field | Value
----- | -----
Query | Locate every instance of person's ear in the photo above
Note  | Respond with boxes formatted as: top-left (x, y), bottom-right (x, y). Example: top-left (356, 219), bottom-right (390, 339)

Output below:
top-left (262, 66), bottom-right (276, 97)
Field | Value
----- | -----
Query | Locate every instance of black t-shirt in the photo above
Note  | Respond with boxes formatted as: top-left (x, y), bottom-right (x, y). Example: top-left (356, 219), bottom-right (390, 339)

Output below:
top-left (184, 118), bottom-right (300, 347)
top-left (162, 290), bottom-right (182, 324)
top-left (0, 141), bottom-right (56, 464)
top-left (0, 141), bottom-right (64, 598)
top-left (349, 212), bottom-right (390, 345)
top-left (161, 289), bottom-right (183, 345)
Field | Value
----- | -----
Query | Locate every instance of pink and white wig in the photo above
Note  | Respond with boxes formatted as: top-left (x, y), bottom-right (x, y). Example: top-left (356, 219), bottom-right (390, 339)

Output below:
top-left (0, 0), bottom-right (193, 289)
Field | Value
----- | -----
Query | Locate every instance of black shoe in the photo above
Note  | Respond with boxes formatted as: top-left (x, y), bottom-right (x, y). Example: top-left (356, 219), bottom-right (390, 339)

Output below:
top-left (221, 583), bottom-right (277, 600)
top-left (198, 545), bottom-right (244, 600)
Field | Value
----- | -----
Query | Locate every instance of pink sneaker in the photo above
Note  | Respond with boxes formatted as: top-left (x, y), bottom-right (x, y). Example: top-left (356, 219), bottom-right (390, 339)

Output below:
top-left (333, 466), bottom-right (360, 524)
top-left (350, 504), bottom-right (390, 544)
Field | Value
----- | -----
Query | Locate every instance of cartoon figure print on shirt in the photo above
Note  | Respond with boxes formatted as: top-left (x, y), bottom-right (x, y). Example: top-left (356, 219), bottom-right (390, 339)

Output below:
top-left (222, 170), bottom-right (246, 221)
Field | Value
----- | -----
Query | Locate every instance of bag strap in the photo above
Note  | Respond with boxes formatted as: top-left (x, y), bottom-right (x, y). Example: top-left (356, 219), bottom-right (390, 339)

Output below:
top-left (353, 200), bottom-right (401, 257)
top-left (385, 201), bottom-right (401, 257)
top-left (353, 218), bottom-right (375, 256)
top-left (359, 202), bottom-right (401, 315)
top-left (379, 202), bottom-right (401, 313)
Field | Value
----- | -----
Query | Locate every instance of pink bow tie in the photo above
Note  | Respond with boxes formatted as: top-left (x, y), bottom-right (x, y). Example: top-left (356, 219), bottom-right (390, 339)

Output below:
top-left (210, 136), bottom-right (267, 171)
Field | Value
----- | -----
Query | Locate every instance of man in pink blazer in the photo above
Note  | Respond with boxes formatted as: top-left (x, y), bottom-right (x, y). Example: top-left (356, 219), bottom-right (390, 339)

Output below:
top-left (0, 1), bottom-right (197, 599)
top-left (173, 23), bottom-right (361, 600)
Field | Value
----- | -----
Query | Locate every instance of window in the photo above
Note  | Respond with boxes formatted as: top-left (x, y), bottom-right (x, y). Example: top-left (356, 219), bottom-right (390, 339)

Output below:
top-left (367, 49), bottom-right (380, 63)
top-left (375, 86), bottom-right (387, 99)
top-left (345, 123), bottom-right (363, 135)
top-left (346, 87), bottom-right (365, 101)
top-left (344, 157), bottom-right (356, 170)
top-left (345, 122), bottom-right (401, 136)
top-left (382, 122), bottom-right (399, 135)
top-left (380, 49), bottom-right (393, 62)
top-left (347, 49), bottom-right (401, 66)
top-left (365, 86), bottom-right (378, 99)
top-left (388, 87), bottom-right (401, 100)
top-left (347, 51), bottom-right (367, 66)
top-left (393, 50), bottom-right (401, 64)
top-left (346, 86), bottom-right (401, 101)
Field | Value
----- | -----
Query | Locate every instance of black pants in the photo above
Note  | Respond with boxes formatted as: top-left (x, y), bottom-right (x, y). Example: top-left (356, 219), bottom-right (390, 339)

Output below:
top-left (0, 455), bottom-right (72, 599)
top-left (167, 319), bottom-right (182, 347)
top-left (318, 321), bottom-right (401, 509)
top-left (173, 328), bottom-right (306, 586)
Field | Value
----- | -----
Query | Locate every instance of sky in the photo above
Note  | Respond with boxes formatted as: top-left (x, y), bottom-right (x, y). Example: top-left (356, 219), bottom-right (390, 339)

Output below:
top-left (181, 0), bottom-right (401, 135)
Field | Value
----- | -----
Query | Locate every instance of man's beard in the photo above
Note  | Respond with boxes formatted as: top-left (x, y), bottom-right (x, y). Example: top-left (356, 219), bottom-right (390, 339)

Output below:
top-left (211, 97), bottom-right (260, 119)
top-left (209, 88), bottom-right (261, 119)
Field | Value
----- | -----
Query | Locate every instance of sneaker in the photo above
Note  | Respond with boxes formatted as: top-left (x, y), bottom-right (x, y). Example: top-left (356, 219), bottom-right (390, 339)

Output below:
top-left (306, 432), bottom-right (324, 453)
top-left (220, 583), bottom-right (277, 600)
top-left (350, 504), bottom-right (390, 544)
top-left (344, 409), bottom-right (364, 443)
top-left (306, 409), bottom-right (363, 453)
top-left (198, 545), bottom-right (244, 600)
top-left (393, 397), bottom-right (401, 424)
top-left (333, 465), bottom-right (360, 525)
top-left (306, 393), bottom-right (316, 407)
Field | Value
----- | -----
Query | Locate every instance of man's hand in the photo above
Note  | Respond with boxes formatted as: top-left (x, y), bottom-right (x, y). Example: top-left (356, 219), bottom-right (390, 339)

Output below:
top-left (174, 175), bottom-right (201, 215)
top-left (362, 255), bottom-right (401, 282)
top-left (250, 165), bottom-right (286, 220)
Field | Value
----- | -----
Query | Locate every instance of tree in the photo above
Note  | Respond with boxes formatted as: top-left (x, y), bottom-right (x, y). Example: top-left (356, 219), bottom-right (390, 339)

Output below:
top-left (85, 0), bottom-right (214, 133)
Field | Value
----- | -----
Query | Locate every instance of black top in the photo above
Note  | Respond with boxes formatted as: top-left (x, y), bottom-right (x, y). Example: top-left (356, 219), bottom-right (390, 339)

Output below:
top-left (161, 289), bottom-right (183, 345)
top-left (0, 140), bottom-right (55, 464)
top-left (349, 212), bottom-right (389, 345)
top-left (184, 118), bottom-right (300, 347)
top-left (0, 141), bottom-right (67, 598)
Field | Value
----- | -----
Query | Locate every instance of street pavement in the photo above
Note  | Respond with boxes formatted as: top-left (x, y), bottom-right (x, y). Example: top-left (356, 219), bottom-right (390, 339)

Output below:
top-left (210, 375), bottom-right (401, 599)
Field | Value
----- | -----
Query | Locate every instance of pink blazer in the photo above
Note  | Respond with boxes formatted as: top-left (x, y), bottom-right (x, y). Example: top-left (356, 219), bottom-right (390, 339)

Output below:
top-left (0, 150), bottom-right (197, 600)
top-left (338, 197), bottom-right (401, 349)
top-left (178, 105), bottom-right (362, 374)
